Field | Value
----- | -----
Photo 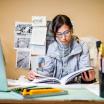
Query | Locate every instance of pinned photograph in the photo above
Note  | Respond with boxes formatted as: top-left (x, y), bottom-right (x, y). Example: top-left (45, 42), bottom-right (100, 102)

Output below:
top-left (16, 49), bottom-right (31, 69)
top-left (14, 37), bottom-right (30, 49)
top-left (15, 22), bottom-right (32, 36)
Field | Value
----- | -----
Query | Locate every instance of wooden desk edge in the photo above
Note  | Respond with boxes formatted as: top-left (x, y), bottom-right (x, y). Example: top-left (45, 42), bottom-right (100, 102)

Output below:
top-left (0, 100), bottom-right (104, 104)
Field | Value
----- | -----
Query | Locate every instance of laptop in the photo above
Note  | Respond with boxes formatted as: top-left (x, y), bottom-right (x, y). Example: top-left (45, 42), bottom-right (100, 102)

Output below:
top-left (0, 40), bottom-right (35, 92)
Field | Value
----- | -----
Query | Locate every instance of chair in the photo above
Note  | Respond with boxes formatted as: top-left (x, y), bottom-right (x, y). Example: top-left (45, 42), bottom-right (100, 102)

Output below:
top-left (80, 36), bottom-right (100, 81)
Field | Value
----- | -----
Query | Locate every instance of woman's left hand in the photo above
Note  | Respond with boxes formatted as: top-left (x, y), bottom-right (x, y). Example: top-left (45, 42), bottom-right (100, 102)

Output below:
top-left (81, 69), bottom-right (95, 82)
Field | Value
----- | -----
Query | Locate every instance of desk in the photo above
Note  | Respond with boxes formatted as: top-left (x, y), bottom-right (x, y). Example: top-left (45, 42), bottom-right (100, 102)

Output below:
top-left (0, 84), bottom-right (104, 104)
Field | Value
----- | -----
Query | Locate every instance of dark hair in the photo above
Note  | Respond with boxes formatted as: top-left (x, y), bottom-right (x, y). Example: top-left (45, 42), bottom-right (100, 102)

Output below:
top-left (52, 14), bottom-right (73, 40)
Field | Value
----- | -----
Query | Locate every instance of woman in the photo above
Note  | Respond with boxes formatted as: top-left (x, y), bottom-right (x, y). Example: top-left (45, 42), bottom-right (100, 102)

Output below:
top-left (28, 14), bottom-right (95, 83)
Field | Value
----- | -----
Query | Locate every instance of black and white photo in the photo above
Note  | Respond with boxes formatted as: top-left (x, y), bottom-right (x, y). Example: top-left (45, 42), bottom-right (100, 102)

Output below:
top-left (14, 37), bottom-right (30, 49)
top-left (16, 49), bottom-right (31, 69)
top-left (15, 22), bottom-right (32, 36)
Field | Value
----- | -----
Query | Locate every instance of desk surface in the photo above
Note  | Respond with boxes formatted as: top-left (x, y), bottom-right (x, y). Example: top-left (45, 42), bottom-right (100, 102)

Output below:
top-left (0, 88), bottom-right (104, 101)
top-left (27, 88), bottom-right (104, 101)
top-left (0, 84), bottom-right (104, 103)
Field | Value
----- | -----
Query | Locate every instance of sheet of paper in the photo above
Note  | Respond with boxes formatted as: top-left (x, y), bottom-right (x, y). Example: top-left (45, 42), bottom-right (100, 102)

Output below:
top-left (30, 27), bottom-right (47, 45)
top-left (30, 44), bottom-right (46, 55)
top-left (32, 16), bottom-right (46, 26)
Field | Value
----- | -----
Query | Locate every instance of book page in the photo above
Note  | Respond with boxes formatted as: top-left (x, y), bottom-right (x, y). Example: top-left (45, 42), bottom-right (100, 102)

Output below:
top-left (30, 67), bottom-right (91, 85)
top-left (32, 77), bottom-right (61, 84)
top-left (60, 67), bottom-right (91, 85)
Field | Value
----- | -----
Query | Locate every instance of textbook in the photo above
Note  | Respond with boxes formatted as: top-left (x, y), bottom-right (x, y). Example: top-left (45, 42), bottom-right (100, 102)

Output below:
top-left (32, 68), bottom-right (91, 85)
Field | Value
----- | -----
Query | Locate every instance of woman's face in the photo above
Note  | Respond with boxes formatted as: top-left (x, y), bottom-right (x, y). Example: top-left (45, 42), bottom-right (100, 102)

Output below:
top-left (56, 24), bottom-right (72, 45)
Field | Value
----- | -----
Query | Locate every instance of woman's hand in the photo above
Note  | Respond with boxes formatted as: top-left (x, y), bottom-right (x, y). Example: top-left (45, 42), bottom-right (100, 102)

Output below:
top-left (81, 69), bottom-right (95, 82)
top-left (27, 70), bottom-right (39, 81)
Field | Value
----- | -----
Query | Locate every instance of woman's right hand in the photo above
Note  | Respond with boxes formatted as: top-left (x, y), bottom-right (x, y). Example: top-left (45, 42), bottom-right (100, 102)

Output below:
top-left (27, 70), bottom-right (38, 81)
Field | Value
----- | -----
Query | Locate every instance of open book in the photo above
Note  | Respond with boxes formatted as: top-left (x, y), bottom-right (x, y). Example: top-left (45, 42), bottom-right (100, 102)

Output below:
top-left (32, 68), bottom-right (91, 85)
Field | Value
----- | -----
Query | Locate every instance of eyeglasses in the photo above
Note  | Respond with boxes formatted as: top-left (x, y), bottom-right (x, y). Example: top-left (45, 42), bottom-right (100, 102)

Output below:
top-left (56, 30), bottom-right (71, 38)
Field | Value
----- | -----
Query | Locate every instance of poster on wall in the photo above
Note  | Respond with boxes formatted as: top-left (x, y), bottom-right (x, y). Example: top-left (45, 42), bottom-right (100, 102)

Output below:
top-left (14, 17), bottom-right (51, 69)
